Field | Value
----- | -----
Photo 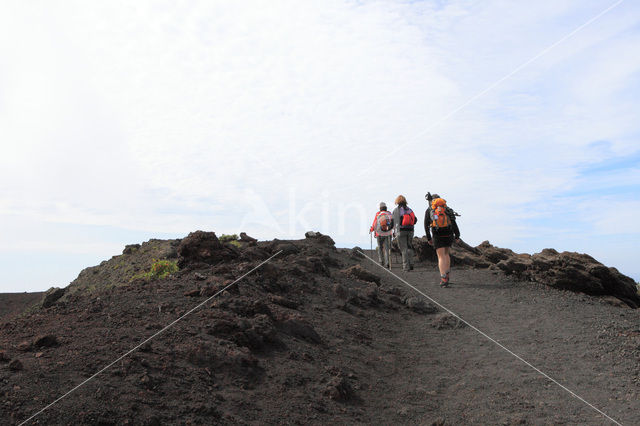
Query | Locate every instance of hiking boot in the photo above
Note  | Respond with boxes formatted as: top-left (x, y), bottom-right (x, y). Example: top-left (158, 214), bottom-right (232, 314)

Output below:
top-left (409, 265), bottom-right (414, 271)
top-left (440, 274), bottom-right (449, 287)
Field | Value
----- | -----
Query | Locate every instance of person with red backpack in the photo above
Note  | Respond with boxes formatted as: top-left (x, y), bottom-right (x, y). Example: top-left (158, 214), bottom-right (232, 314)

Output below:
top-left (424, 194), bottom-right (461, 287)
top-left (392, 195), bottom-right (417, 272)
top-left (369, 202), bottom-right (394, 268)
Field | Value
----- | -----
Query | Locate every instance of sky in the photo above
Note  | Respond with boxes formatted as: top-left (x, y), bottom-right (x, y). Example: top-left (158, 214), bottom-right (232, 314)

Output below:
top-left (1, 0), bottom-right (639, 292)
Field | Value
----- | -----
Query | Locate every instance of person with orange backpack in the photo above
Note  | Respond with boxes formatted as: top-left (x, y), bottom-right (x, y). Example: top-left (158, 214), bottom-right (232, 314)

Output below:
top-left (424, 193), bottom-right (461, 287)
top-left (392, 195), bottom-right (417, 271)
top-left (369, 202), bottom-right (394, 268)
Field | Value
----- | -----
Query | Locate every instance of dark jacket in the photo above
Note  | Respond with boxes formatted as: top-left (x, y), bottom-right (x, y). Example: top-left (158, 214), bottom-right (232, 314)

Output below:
top-left (424, 207), bottom-right (460, 240)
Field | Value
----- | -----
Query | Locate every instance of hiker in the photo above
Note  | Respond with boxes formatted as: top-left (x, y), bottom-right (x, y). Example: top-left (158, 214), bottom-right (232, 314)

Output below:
top-left (425, 194), bottom-right (461, 287)
top-left (369, 202), bottom-right (394, 268)
top-left (392, 195), bottom-right (417, 271)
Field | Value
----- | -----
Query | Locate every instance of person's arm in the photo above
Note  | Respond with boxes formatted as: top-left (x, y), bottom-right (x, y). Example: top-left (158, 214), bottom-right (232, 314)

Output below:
top-left (424, 209), bottom-right (431, 239)
top-left (370, 212), bottom-right (378, 233)
top-left (452, 218), bottom-right (460, 240)
top-left (392, 208), bottom-right (400, 233)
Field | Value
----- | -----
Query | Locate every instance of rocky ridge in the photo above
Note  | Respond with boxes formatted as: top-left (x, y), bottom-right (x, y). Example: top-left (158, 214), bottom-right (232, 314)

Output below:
top-left (411, 237), bottom-right (640, 308)
top-left (0, 231), bottom-right (638, 425)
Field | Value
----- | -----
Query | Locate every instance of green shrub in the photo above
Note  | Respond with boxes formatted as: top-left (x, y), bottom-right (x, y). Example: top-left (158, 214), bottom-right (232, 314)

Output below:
top-left (150, 259), bottom-right (179, 278)
top-left (219, 234), bottom-right (239, 243)
top-left (219, 234), bottom-right (242, 248)
top-left (131, 259), bottom-right (179, 282)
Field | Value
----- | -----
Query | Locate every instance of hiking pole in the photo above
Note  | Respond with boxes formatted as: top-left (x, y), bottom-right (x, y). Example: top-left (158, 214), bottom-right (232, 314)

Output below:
top-left (370, 231), bottom-right (373, 253)
top-left (388, 235), bottom-right (392, 269)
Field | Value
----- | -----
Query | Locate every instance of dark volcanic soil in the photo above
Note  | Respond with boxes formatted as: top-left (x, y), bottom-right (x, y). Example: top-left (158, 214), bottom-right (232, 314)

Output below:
top-left (1, 233), bottom-right (639, 425)
top-left (0, 292), bottom-right (44, 323)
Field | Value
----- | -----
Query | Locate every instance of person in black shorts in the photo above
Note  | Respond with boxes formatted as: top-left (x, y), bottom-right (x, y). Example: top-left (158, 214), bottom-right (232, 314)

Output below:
top-left (425, 194), bottom-right (460, 287)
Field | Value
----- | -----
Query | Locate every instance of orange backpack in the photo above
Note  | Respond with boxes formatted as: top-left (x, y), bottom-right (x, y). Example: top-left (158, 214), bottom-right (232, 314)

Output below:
top-left (430, 198), bottom-right (451, 229)
top-left (376, 211), bottom-right (393, 234)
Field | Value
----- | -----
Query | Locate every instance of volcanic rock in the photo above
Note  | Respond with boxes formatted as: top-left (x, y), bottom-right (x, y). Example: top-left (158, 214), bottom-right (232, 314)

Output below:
top-left (184, 289), bottom-right (201, 297)
top-left (33, 335), bottom-right (58, 348)
top-left (325, 376), bottom-right (355, 402)
top-left (304, 231), bottom-right (336, 248)
top-left (417, 239), bottom-right (640, 308)
top-left (239, 232), bottom-right (258, 243)
top-left (412, 237), bottom-right (437, 262)
top-left (268, 295), bottom-right (299, 309)
top-left (432, 313), bottom-right (466, 330)
top-left (241, 246), bottom-right (271, 261)
top-left (404, 297), bottom-right (437, 314)
top-left (350, 247), bottom-right (365, 259)
top-left (475, 241), bottom-right (516, 263)
top-left (333, 283), bottom-right (351, 300)
top-left (272, 241), bottom-right (301, 257)
top-left (525, 250), bottom-right (640, 307)
top-left (9, 359), bottom-right (23, 371)
top-left (17, 341), bottom-right (31, 352)
top-left (122, 244), bottom-right (141, 255)
top-left (41, 287), bottom-right (66, 308)
top-left (340, 265), bottom-right (380, 285)
top-left (178, 231), bottom-right (234, 267)
top-left (3, 230), bottom-right (639, 425)
top-left (277, 315), bottom-right (322, 344)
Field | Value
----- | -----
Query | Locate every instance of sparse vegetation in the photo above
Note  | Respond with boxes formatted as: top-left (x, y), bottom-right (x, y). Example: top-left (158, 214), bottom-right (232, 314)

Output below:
top-left (131, 259), bottom-right (179, 282)
top-left (220, 234), bottom-right (242, 248)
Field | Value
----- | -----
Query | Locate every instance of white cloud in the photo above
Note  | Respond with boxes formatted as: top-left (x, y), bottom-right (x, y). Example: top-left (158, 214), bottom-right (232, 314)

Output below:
top-left (1, 0), bottom-right (639, 291)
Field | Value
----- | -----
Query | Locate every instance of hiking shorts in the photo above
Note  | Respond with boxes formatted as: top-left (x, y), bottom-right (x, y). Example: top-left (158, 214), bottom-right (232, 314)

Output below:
top-left (433, 233), bottom-right (454, 249)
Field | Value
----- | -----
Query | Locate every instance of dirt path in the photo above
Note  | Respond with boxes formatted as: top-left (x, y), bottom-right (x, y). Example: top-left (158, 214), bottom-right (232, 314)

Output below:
top-left (358, 251), bottom-right (640, 425)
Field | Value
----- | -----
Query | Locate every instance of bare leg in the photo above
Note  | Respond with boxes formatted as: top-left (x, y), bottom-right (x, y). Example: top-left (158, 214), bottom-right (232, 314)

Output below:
top-left (443, 247), bottom-right (451, 275)
top-left (436, 247), bottom-right (447, 276)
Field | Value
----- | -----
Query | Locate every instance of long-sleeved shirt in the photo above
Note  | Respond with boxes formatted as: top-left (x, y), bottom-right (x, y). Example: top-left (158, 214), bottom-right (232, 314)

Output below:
top-left (424, 208), bottom-right (460, 240)
top-left (370, 210), bottom-right (393, 237)
top-left (392, 205), bottom-right (415, 233)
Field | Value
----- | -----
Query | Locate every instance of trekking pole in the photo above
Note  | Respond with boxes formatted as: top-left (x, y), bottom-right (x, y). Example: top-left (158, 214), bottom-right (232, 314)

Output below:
top-left (370, 231), bottom-right (373, 253)
top-left (388, 235), bottom-right (392, 269)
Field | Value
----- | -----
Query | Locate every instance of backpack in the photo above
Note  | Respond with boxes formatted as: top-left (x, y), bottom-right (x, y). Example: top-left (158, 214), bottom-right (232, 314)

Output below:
top-left (399, 206), bottom-right (417, 229)
top-left (430, 198), bottom-right (453, 229)
top-left (376, 211), bottom-right (393, 235)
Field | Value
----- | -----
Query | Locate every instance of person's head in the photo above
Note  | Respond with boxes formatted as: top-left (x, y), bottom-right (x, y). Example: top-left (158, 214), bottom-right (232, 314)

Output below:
top-left (379, 202), bottom-right (387, 211)
top-left (395, 195), bottom-right (407, 206)
top-left (431, 193), bottom-right (440, 199)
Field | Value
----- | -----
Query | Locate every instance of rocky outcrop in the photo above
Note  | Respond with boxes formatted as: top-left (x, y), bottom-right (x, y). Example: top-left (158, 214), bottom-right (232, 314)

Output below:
top-left (411, 237), bottom-right (437, 262)
top-left (41, 287), bottom-right (66, 308)
top-left (177, 231), bottom-right (238, 267)
top-left (340, 265), bottom-right (381, 285)
top-left (239, 232), bottom-right (258, 243)
top-left (413, 238), bottom-right (640, 308)
top-left (518, 249), bottom-right (640, 308)
top-left (304, 231), bottom-right (336, 249)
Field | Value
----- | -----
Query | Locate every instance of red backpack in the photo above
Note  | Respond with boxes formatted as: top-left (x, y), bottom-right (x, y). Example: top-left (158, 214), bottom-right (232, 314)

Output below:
top-left (399, 206), bottom-right (417, 228)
